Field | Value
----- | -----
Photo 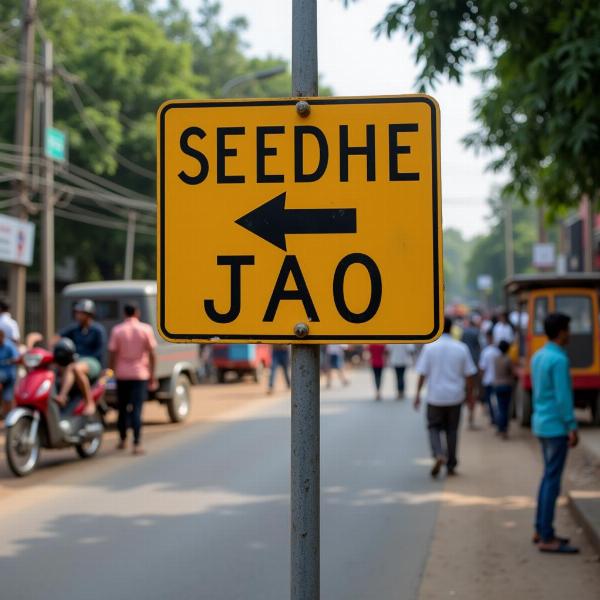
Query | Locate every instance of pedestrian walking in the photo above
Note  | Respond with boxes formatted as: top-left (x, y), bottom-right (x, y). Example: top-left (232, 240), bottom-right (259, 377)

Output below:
top-left (414, 317), bottom-right (477, 477)
top-left (108, 303), bottom-right (157, 455)
top-left (494, 340), bottom-right (515, 439)
top-left (492, 310), bottom-right (515, 346)
top-left (367, 344), bottom-right (386, 400)
top-left (387, 343), bottom-right (414, 399)
top-left (531, 313), bottom-right (579, 553)
top-left (478, 329), bottom-right (500, 426)
top-left (325, 344), bottom-right (349, 388)
top-left (0, 299), bottom-right (20, 345)
top-left (462, 316), bottom-right (481, 428)
top-left (268, 344), bottom-right (290, 393)
top-left (0, 329), bottom-right (19, 418)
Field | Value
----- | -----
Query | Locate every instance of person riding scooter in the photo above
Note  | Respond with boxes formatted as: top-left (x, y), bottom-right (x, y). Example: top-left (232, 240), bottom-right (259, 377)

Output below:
top-left (53, 338), bottom-right (96, 416)
top-left (57, 299), bottom-right (106, 415)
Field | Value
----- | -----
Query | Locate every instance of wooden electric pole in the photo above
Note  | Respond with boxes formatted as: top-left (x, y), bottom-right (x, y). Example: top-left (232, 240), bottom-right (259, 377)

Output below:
top-left (10, 0), bottom-right (37, 330)
top-left (41, 39), bottom-right (55, 343)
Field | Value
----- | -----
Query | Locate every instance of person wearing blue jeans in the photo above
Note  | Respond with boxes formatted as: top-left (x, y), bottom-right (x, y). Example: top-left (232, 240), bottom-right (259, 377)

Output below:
top-left (531, 312), bottom-right (579, 554)
top-left (268, 345), bottom-right (290, 393)
top-left (494, 340), bottom-right (514, 438)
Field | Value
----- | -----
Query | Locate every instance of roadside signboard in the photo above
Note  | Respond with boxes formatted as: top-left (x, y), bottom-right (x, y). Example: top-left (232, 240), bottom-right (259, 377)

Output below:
top-left (0, 213), bottom-right (35, 266)
top-left (157, 95), bottom-right (443, 343)
top-left (477, 274), bottom-right (493, 292)
top-left (44, 126), bottom-right (67, 163)
top-left (533, 242), bottom-right (556, 269)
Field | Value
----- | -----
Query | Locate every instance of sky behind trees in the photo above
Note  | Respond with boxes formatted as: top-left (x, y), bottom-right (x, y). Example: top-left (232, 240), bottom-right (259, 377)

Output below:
top-left (201, 0), bottom-right (506, 237)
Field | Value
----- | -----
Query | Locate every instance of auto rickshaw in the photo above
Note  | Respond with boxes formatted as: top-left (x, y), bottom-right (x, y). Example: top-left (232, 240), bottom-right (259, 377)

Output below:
top-left (505, 274), bottom-right (600, 426)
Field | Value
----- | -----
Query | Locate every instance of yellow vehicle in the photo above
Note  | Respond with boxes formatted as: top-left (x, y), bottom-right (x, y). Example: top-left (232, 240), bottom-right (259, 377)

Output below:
top-left (505, 274), bottom-right (600, 426)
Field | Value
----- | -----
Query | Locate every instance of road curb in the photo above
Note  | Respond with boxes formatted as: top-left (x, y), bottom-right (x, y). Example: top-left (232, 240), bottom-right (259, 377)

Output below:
top-left (567, 492), bottom-right (600, 555)
top-left (566, 437), bottom-right (600, 556)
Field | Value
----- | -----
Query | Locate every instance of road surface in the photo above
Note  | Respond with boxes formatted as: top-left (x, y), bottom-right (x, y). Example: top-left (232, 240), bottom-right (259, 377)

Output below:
top-left (0, 370), bottom-right (439, 600)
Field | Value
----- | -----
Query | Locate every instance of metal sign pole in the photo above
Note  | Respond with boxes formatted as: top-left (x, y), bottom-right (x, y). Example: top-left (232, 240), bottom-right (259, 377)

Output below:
top-left (291, 2), bottom-right (319, 599)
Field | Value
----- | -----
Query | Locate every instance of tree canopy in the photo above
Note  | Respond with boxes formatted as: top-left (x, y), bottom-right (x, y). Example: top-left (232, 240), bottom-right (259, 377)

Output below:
top-left (0, 0), bottom-right (315, 281)
top-left (345, 0), bottom-right (600, 210)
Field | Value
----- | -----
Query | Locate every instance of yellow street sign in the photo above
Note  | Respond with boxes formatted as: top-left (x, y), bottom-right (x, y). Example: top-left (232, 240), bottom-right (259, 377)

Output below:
top-left (157, 95), bottom-right (443, 344)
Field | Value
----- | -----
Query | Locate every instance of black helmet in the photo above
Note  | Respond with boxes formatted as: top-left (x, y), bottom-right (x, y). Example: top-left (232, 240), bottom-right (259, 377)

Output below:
top-left (73, 298), bottom-right (96, 316)
top-left (53, 338), bottom-right (78, 367)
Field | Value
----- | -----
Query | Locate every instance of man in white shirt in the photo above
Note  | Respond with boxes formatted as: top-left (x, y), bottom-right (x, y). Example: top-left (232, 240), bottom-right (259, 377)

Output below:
top-left (0, 299), bottom-right (20, 345)
top-left (415, 317), bottom-right (477, 477)
top-left (492, 311), bottom-right (515, 346)
top-left (387, 344), bottom-right (414, 399)
top-left (478, 329), bottom-right (501, 425)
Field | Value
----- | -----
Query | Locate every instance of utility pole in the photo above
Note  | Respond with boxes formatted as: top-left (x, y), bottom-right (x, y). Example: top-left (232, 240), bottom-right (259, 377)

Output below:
top-left (291, 3), bottom-right (320, 600)
top-left (583, 195), bottom-right (595, 272)
top-left (504, 196), bottom-right (514, 279)
top-left (41, 38), bottom-right (55, 344)
top-left (124, 210), bottom-right (136, 279)
top-left (10, 0), bottom-right (37, 329)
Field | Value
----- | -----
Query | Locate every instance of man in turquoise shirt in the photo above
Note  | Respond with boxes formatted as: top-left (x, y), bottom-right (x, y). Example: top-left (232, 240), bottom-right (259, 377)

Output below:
top-left (531, 313), bottom-right (579, 553)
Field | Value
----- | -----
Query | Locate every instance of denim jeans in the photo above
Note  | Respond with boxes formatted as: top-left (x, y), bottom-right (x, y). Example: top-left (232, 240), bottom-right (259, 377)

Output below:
top-left (535, 436), bottom-right (569, 542)
top-left (494, 384), bottom-right (513, 433)
top-left (268, 349), bottom-right (290, 390)
top-left (117, 379), bottom-right (148, 445)
top-left (482, 384), bottom-right (496, 425)
top-left (394, 366), bottom-right (406, 393)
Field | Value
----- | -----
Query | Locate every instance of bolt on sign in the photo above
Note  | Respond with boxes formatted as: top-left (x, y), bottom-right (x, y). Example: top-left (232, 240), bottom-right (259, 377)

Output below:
top-left (157, 95), bottom-right (443, 343)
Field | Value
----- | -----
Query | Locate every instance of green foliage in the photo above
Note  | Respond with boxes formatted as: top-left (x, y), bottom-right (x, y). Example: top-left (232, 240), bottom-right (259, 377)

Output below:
top-left (1, 0), bottom-right (319, 282)
top-left (346, 0), bottom-right (600, 210)
top-left (443, 228), bottom-right (473, 304)
top-left (466, 197), bottom-right (537, 305)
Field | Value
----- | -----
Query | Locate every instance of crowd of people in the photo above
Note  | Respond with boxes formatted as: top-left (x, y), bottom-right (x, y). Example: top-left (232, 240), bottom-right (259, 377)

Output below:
top-left (412, 309), bottom-right (580, 554)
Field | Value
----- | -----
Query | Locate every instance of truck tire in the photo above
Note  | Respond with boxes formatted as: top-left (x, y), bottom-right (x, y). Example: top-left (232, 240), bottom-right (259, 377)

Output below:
top-left (216, 368), bottom-right (226, 384)
top-left (515, 382), bottom-right (532, 427)
top-left (167, 374), bottom-right (191, 423)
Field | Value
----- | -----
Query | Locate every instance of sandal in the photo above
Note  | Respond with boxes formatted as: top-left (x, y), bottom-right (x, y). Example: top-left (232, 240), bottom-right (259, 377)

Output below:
top-left (532, 534), bottom-right (570, 545)
top-left (538, 541), bottom-right (579, 554)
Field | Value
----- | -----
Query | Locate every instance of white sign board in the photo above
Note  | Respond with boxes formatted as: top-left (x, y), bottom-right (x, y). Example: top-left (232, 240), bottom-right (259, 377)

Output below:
top-left (477, 274), bottom-right (493, 292)
top-left (0, 214), bottom-right (35, 266)
top-left (533, 242), bottom-right (556, 269)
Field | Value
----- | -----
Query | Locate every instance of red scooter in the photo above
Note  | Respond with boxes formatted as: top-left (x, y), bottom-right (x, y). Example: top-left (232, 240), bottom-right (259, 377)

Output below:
top-left (5, 346), bottom-right (107, 477)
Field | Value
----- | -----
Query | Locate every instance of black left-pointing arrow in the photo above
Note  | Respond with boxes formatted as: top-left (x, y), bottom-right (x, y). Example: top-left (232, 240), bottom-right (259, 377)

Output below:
top-left (235, 192), bottom-right (357, 251)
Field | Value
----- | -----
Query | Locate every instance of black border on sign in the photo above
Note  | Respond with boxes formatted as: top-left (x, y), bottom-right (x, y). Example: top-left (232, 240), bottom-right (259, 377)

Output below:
top-left (159, 96), bottom-right (440, 341)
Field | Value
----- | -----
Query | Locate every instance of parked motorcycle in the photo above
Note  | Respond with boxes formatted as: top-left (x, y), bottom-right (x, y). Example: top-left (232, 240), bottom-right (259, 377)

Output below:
top-left (5, 346), bottom-right (107, 477)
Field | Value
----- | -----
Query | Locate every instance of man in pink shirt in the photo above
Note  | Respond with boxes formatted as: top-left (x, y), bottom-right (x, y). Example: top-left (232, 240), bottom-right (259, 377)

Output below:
top-left (108, 303), bottom-right (157, 455)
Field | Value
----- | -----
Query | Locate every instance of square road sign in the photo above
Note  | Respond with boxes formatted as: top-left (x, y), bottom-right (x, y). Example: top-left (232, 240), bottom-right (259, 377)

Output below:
top-left (157, 95), bottom-right (443, 343)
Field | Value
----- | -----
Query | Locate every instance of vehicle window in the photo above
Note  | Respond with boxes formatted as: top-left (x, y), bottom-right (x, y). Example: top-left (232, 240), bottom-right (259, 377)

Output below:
top-left (518, 300), bottom-right (527, 357)
top-left (555, 295), bottom-right (592, 334)
top-left (533, 297), bottom-right (548, 335)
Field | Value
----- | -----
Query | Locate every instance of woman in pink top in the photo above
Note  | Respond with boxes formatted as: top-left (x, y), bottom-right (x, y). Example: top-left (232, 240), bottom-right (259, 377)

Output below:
top-left (108, 303), bottom-right (157, 454)
top-left (368, 344), bottom-right (387, 401)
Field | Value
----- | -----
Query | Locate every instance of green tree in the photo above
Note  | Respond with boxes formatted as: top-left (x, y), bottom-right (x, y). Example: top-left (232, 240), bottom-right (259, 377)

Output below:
top-left (443, 228), bottom-right (472, 304)
top-left (466, 197), bottom-right (537, 305)
top-left (0, 0), bottom-right (324, 281)
top-left (344, 0), bottom-right (600, 210)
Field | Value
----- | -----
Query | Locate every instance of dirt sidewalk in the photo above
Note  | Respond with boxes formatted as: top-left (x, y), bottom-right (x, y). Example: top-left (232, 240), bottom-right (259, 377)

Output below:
top-left (418, 421), bottom-right (600, 600)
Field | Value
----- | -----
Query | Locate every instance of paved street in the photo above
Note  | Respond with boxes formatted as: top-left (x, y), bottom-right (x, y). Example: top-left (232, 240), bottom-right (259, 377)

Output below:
top-left (0, 370), bottom-right (439, 600)
top-left (0, 369), bottom-right (598, 600)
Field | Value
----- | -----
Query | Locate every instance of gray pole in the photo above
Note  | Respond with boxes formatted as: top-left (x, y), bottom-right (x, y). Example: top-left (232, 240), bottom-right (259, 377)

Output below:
top-left (124, 210), bottom-right (137, 279)
top-left (504, 197), bottom-right (514, 279)
top-left (291, 2), bottom-right (320, 600)
top-left (10, 0), bottom-right (37, 331)
top-left (41, 39), bottom-right (55, 345)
